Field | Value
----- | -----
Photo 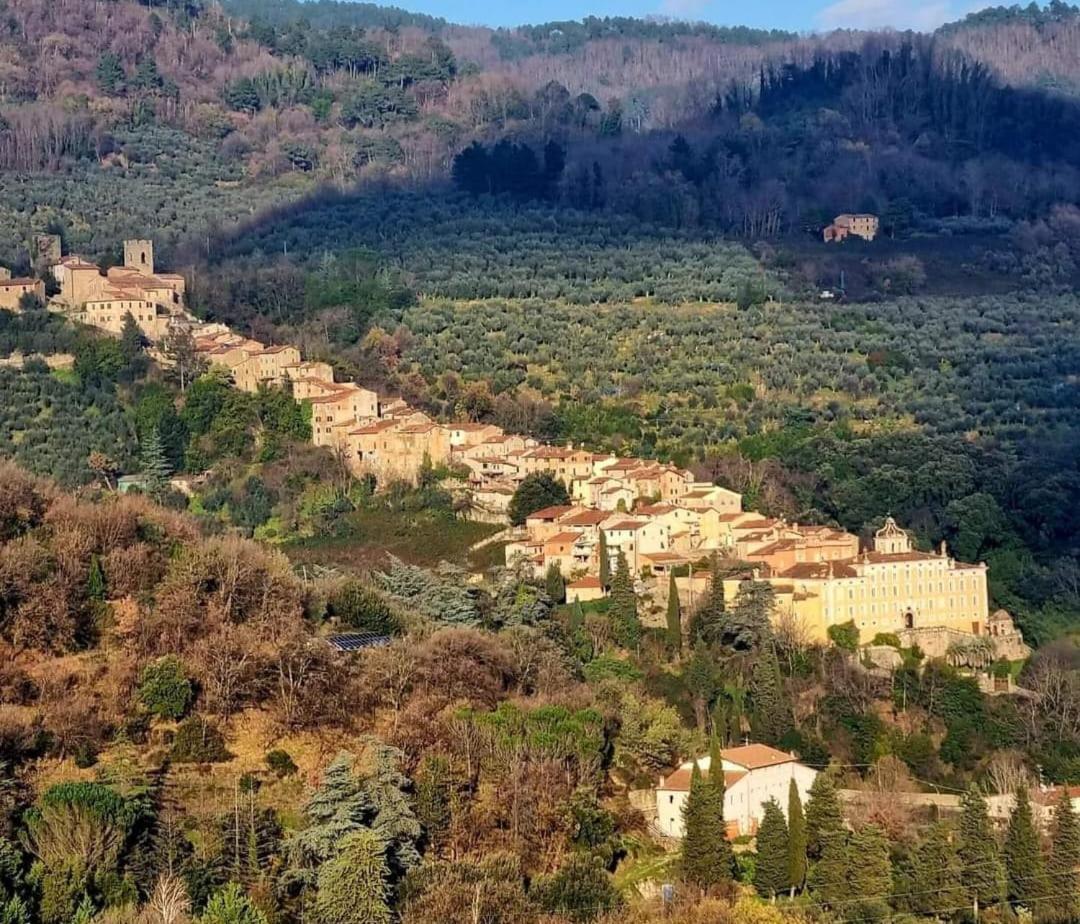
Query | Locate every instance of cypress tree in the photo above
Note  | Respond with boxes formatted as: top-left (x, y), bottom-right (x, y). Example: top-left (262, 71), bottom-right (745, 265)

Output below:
top-left (957, 785), bottom-right (1006, 913)
top-left (544, 560), bottom-right (566, 604)
top-left (1004, 786), bottom-right (1049, 911)
top-left (787, 778), bottom-right (807, 895)
top-left (1048, 788), bottom-right (1080, 923)
top-left (681, 762), bottom-right (732, 892)
top-left (598, 530), bottom-right (611, 589)
top-left (749, 644), bottom-right (793, 745)
top-left (805, 772), bottom-right (844, 860)
top-left (139, 427), bottom-right (171, 498)
top-left (753, 798), bottom-right (790, 899)
top-left (608, 550), bottom-right (640, 650)
top-left (666, 571), bottom-right (682, 657)
top-left (808, 829), bottom-right (849, 907)
top-left (87, 554), bottom-right (106, 602)
top-left (689, 553), bottom-right (725, 643)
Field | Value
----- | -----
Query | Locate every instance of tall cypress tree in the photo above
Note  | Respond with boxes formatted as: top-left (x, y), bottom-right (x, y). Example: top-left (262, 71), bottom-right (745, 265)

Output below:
top-left (681, 762), bottom-right (732, 891)
top-left (805, 772), bottom-right (844, 860)
top-left (902, 823), bottom-right (963, 917)
top-left (749, 644), bottom-right (793, 745)
top-left (845, 825), bottom-right (893, 922)
top-left (545, 560), bottom-right (566, 604)
top-left (754, 798), bottom-right (790, 899)
top-left (957, 785), bottom-right (1005, 913)
top-left (139, 427), bottom-right (171, 498)
top-left (1048, 788), bottom-right (1080, 923)
top-left (608, 550), bottom-right (640, 650)
top-left (1004, 786), bottom-right (1049, 911)
top-left (787, 778), bottom-right (807, 895)
top-left (689, 553), bottom-right (725, 644)
top-left (598, 531), bottom-right (611, 589)
top-left (666, 571), bottom-right (682, 657)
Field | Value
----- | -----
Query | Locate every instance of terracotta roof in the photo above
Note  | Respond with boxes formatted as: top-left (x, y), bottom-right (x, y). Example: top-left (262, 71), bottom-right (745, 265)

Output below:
top-left (561, 510), bottom-right (609, 527)
top-left (643, 551), bottom-right (689, 564)
top-left (779, 562), bottom-right (858, 579)
top-left (660, 767), bottom-right (747, 792)
top-left (526, 505), bottom-right (574, 521)
top-left (604, 519), bottom-right (647, 531)
top-left (308, 390), bottom-right (360, 405)
top-left (452, 422), bottom-right (496, 431)
top-left (715, 513), bottom-right (748, 522)
top-left (569, 576), bottom-right (603, 589)
top-left (635, 504), bottom-right (677, 516)
top-left (1033, 786), bottom-right (1080, 806)
top-left (721, 744), bottom-right (797, 770)
top-left (0, 277), bottom-right (39, 287)
top-left (861, 551), bottom-right (943, 564)
top-left (545, 531), bottom-right (584, 545)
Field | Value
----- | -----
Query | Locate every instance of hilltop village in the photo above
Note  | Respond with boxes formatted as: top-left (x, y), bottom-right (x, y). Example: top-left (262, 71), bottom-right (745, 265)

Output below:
top-left (38, 237), bottom-right (1027, 659)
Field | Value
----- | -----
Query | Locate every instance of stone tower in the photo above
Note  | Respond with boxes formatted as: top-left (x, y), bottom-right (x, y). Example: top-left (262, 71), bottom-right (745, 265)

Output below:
top-left (124, 239), bottom-right (154, 275)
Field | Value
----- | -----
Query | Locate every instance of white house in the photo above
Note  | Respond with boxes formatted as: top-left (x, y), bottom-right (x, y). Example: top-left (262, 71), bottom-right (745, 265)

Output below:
top-left (655, 744), bottom-right (818, 838)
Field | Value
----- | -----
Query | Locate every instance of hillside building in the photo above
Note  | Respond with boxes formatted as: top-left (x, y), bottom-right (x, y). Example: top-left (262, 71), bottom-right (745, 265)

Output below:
top-left (823, 213), bottom-right (879, 243)
top-left (656, 745), bottom-right (818, 838)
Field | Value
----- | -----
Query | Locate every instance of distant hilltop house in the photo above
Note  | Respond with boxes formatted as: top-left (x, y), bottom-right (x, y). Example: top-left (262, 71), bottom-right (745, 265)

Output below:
top-left (655, 744), bottom-right (818, 839)
top-left (0, 267), bottom-right (45, 311)
top-left (823, 213), bottom-right (879, 243)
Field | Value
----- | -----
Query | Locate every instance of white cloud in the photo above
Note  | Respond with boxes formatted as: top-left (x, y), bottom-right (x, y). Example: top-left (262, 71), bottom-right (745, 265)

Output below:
top-left (815, 0), bottom-right (960, 31)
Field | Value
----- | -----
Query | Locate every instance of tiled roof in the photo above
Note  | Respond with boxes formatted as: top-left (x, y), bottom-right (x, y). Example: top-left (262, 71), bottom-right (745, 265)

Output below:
top-left (526, 505), bottom-right (574, 520)
top-left (779, 561), bottom-right (858, 579)
top-left (660, 767), bottom-right (747, 792)
top-left (569, 576), bottom-right (603, 589)
top-left (721, 744), bottom-right (798, 770)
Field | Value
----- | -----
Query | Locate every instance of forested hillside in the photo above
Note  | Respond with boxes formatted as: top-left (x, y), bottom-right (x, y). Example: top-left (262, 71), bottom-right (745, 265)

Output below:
top-left (2, 0), bottom-right (1080, 264)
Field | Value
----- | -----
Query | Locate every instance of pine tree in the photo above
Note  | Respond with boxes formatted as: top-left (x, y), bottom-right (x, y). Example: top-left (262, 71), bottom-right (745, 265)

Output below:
top-left (787, 778), bottom-right (807, 895)
top-left (598, 531), bottom-right (611, 589)
top-left (689, 553), bottom-right (725, 643)
top-left (808, 830), bottom-right (849, 906)
top-left (749, 644), bottom-right (793, 745)
top-left (845, 825), bottom-right (892, 922)
top-left (666, 571), bottom-right (682, 657)
top-left (680, 762), bottom-right (732, 892)
top-left (313, 829), bottom-right (391, 924)
top-left (545, 561), bottom-right (566, 604)
top-left (119, 312), bottom-right (146, 369)
top-left (87, 555), bottom-right (106, 602)
top-left (754, 798), bottom-right (790, 899)
top-left (139, 427), bottom-right (171, 498)
top-left (805, 772), bottom-right (844, 860)
top-left (957, 785), bottom-right (1006, 913)
top-left (1004, 786), bottom-right (1049, 911)
top-left (901, 823), bottom-right (963, 917)
top-left (1048, 788), bottom-right (1080, 923)
top-left (608, 550), bottom-right (640, 650)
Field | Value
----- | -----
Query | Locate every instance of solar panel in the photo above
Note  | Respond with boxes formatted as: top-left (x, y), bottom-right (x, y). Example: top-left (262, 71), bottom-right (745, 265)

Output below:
top-left (326, 632), bottom-right (392, 652)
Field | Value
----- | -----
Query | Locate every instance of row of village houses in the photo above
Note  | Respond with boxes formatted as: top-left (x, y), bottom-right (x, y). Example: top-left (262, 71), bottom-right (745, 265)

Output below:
top-left (28, 239), bottom-right (1028, 655)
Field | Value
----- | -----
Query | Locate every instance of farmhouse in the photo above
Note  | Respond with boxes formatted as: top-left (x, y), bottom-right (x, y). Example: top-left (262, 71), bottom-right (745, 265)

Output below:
top-left (655, 744), bottom-right (818, 838)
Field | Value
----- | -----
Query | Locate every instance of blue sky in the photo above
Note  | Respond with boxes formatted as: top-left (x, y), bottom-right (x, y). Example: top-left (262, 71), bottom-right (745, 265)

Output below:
top-left (394, 0), bottom-right (981, 32)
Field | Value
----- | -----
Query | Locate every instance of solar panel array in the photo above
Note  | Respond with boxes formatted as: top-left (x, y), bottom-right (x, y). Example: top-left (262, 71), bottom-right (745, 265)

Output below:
top-left (326, 632), bottom-right (392, 652)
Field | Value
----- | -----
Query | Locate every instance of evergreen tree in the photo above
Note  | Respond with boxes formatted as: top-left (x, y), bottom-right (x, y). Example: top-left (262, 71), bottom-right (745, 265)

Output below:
top-left (507, 473), bottom-right (569, 526)
top-left (805, 772), bottom-right (844, 860)
top-left (567, 599), bottom-right (591, 660)
top-left (808, 830), bottom-right (849, 906)
top-left (87, 554), bottom-right (106, 602)
top-left (749, 644), bottom-right (793, 745)
top-left (1004, 786), bottom-right (1049, 911)
top-left (666, 571), bottom-right (682, 657)
top-left (200, 883), bottom-right (267, 924)
top-left (1048, 788), bottom-right (1080, 923)
top-left (753, 798), bottom-right (790, 899)
top-left (119, 312), bottom-right (147, 374)
top-left (598, 530), bottom-right (611, 589)
top-left (680, 762), bottom-right (732, 892)
top-left (689, 553), bottom-right (725, 643)
top-left (608, 550), bottom-right (640, 650)
top-left (845, 825), bottom-right (892, 922)
top-left (957, 785), bottom-right (1006, 913)
top-left (545, 560), bottom-right (566, 605)
top-left (723, 580), bottom-right (775, 651)
top-left (898, 823), bottom-right (963, 917)
top-left (313, 829), bottom-right (391, 924)
top-left (95, 52), bottom-right (125, 95)
top-left (682, 642), bottom-right (717, 733)
top-left (139, 427), bottom-right (171, 498)
top-left (787, 778), bottom-right (807, 895)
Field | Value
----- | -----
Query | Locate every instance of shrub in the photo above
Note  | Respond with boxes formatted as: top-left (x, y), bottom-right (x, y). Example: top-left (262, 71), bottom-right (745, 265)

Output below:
top-left (265, 749), bottom-right (298, 778)
top-left (871, 632), bottom-right (902, 648)
top-left (327, 581), bottom-right (400, 635)
top-left (827, 621), bottom-right (860, 652)
top-left (170, 716), bottom-right (230, 764)
top-left (138, 656), bottom-right (193, 720)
